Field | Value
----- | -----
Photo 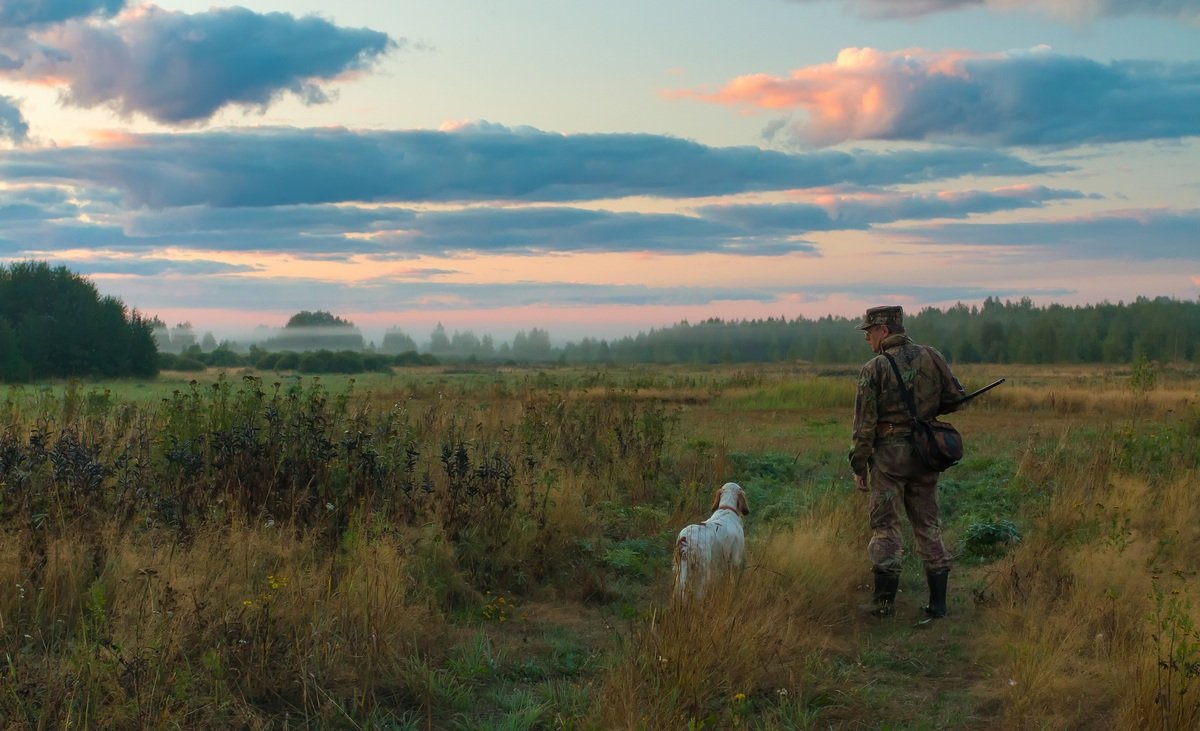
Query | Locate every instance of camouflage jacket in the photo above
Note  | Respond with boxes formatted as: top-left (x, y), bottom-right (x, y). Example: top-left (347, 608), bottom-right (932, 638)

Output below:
top-left (849, 334), bottom-right (965, 477)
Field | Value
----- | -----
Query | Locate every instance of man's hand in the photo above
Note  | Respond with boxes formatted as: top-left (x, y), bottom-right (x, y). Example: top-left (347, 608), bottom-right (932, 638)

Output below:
top-left (854, 473), bottom-right (867, 492)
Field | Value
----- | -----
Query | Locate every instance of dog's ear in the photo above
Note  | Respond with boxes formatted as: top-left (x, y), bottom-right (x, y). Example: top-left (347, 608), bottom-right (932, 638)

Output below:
top-left (710, 488), bottom-right (722, 512)
top-left (737, 491), bottom-right (750, 516)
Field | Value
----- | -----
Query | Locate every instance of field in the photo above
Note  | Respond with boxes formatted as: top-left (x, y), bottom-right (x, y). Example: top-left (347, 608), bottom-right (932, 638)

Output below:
top-left (1, 361), bottom-right (1198, 729)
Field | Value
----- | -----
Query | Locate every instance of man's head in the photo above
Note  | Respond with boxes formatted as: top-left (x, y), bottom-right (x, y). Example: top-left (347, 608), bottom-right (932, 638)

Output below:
top-left (857, 305), bottom-right (904, 353)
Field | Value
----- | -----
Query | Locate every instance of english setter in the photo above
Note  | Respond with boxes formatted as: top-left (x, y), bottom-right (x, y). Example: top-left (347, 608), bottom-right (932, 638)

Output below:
top-left (672, 482), bottom-right (750, 601)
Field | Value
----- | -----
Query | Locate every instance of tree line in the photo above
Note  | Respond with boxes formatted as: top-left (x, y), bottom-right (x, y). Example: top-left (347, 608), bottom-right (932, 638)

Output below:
top-left (0, 261), bottom-right (157, 382)
top-left (159, 296), bottom-right (1199, 371)
top-left (567, 297), bottom-right (1198, 365)
top-left (2, 258), bottom-right (1195, 382)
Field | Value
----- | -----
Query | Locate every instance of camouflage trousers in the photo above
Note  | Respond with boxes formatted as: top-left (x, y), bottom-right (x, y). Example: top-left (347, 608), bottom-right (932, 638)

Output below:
top-left (867, 440), bottom-right (951, 576)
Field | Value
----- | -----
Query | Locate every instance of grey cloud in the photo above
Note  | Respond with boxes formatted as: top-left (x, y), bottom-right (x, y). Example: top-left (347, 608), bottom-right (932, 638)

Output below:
top-left (785, 0), bottom-right (1200, 19)
top-left (0, 125), bottom-right (1051, 207)
top-left (783, 282), bottom-right (1073, 302)
top-left (826, 186), bottom-right (1089, 224)
top-left (893, 209), bottom-right (1200, 260)
top-left (99, 273), bottom-right (1073, 317)
top-left (125, 204), bottom-right (417, 237)
top-left (0, 185), bottom-right (1090, 259)
top-left (0, 0), bottom-right (124, 27)
top-left (0, 185), bottom-right (80, 222)
top-left (361, 268), bottom-right (459, 281)
top-left (904, 55), bottom-right (1200, 148)
top-left (386, 206), bottom-right (807, 256)
top-left (0, 94), bottom-right (27, 143)
top-left (5, 200), bottom-right (816, 257)
top-left (695, 187), bottom-right (1086, 233)
top-left (102, 277), bottom-right (781, 313)
top-left (8, 6), bottom-right (395, 124)
top-left (56, 257), bottom-right (258, 277)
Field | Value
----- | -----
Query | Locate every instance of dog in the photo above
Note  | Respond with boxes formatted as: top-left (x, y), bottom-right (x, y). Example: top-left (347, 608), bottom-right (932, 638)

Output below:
top-left (672, 482), bottom-right (750, 601)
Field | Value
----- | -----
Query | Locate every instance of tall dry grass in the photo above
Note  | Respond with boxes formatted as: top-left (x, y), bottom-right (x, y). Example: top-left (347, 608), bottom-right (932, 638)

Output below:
top-left (594, 494), bottom-right (863, 729)
top-left (0, 519), bottom-right (456, 728)
top-left (972, 416), bottom-right (1200, 729)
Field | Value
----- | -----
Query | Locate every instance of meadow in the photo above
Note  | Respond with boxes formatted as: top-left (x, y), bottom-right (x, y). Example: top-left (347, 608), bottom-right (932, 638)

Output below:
top-left (0, 360), bottom-right (1197, 729)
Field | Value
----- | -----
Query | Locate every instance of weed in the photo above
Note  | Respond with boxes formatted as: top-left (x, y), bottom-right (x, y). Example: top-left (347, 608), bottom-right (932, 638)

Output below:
top-left (960, 519), bottom-right (1022, 563)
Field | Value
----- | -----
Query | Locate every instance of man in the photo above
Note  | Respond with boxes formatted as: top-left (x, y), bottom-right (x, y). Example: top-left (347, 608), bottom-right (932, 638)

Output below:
top-left (849, 305), bottom-right (965, 620)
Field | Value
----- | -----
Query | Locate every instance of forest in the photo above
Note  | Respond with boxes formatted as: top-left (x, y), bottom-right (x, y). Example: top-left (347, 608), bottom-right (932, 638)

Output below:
top-left (577, 296), bottom-right (1198, 365)
top-left (0, 261), bottom-right (158, 382)
top-left (155, 296), bottom-right (1199, 373)
top-left (1, 260), bottom-right (1196, 382)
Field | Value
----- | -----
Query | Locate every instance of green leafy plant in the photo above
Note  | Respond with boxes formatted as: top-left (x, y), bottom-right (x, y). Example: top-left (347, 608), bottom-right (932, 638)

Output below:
top-left (961, 519), bottom-right (1022, 561)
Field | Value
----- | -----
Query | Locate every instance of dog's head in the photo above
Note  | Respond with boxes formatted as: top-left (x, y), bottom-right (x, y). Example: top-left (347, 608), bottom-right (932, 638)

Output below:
top-left (710, 481), bottom-right (750, 515)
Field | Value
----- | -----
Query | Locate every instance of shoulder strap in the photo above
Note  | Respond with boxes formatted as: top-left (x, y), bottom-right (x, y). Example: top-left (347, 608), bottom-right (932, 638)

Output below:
top-left (882, 352), bottom-right (919, 422)
top-left (922, 345), bottom-right (956, 386)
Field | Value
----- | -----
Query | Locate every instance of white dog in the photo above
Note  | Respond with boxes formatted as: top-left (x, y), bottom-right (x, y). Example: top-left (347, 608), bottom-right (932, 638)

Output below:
top-left (672, 482), bottom-right (750, 601)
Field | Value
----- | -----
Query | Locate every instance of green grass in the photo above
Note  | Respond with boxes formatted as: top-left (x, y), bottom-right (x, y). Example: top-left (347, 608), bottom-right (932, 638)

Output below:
top-left (714, 377), bottom-right (857, 411)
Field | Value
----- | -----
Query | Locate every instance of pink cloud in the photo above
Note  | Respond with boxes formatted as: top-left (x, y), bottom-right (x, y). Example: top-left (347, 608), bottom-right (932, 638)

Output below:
top-left (674, 47), bottom-right (996, 147)
top-left (673, 46), bottom-right (1200, 149)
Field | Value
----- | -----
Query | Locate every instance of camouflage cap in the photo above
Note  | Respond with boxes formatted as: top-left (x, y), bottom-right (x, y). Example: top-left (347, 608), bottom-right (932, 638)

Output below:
top-left (856, 305), bottom-right (904, 331)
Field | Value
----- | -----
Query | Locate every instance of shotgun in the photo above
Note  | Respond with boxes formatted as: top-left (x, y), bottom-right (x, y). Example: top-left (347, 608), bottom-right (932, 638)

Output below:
top-left (958, 378), bottom-right (1005, 405)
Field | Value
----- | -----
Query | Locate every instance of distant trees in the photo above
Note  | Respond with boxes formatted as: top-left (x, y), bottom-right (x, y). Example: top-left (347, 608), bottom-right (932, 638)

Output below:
top-left (380, 328), bottom-right (418, 355)
top-left (285, 311), bottom-right (355, 329)
top-left (156, 296), bottom-right (1200, 375)
top-left (158, 347), bottom-right (437, 374)
top-left (511, 328), bottom-right (553, 361)
top-left (0, 261), bottom-right (158, 381)
top-left (560, 296), bottom-right (1200, 365)
top-left (259, 310), bottom-right (365, 352)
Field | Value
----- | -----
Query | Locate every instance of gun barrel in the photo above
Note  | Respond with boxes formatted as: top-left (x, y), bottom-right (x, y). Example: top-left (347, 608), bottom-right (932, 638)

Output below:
top-left (959, 378), bottom-right (1005, 404)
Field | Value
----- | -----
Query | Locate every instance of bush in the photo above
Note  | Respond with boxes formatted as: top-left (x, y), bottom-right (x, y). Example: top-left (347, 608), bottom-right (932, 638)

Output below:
top-left (254, 352), bottom-right (280, 370)
top-left (396, 351), bottom-right (438, 367)
top-left (207, 347), bottom-right (243, 368)
top-left (960, 519), bottom-right (1022, 562)
top-left (298, 350), bottom-right (333, 373)
top-left (160, 354), bottom-right (206, 372)
top-left (328, 350), bottom-right (365, 374)
top-left (274, 351), bottom-right (300, 370)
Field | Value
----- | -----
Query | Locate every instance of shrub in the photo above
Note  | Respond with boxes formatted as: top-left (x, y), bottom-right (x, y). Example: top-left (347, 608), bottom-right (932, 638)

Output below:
top-left (960, 519), bottom-right (1022, 561)
top-left (273, 351), bottom-right (300, 370)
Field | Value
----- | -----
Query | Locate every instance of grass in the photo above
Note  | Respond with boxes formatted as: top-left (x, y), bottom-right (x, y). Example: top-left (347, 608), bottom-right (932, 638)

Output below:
top-left (0, 361), bottom-right (1197, 727)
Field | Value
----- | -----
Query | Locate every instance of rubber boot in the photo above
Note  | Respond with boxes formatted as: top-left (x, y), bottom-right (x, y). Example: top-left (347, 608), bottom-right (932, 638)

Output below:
top-left (863, 569), bottom-right (899, 618)
top-left (922, 568), bottom-right (949, 620)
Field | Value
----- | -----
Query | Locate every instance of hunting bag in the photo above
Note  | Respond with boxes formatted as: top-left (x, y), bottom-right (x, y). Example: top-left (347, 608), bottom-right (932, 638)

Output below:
top-left (882, 351), bottom-right (963, 472)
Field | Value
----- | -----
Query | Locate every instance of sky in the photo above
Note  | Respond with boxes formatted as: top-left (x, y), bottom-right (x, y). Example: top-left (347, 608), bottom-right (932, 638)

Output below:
top-left (0, 0), bottom-right (1197, 345)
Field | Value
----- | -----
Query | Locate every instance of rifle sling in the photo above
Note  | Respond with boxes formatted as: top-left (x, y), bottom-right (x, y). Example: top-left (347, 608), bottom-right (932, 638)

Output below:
top-left (882, 351), bottom-right (920, 425)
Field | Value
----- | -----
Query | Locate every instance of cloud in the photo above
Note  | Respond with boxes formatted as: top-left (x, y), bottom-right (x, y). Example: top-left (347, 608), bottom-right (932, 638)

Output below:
top-left (679, 47), bottom-right (1200, 148)
top-left (0, 0), bottom-right (124, 27)
top-left (4, 6), bottom-right (395, 124)
top-left (93, 272), bottom-right (1065, 314)
top-left (48, 257), bottom-right (257, 277)
top-left (0, 95), bottom-right (28, 143)
top-left (783, 282), bottom-right (1073, 302)
top-left (892, 208), bottom-right (1200, 259)
top-left (5, 199), bottom-right (816, 257)
top-left (782, 0), bottom-right (1200, 21)
top-left (0, 183), bottom-right (1091, 259)
top-left (0, 185), bottom-right (82, 224)
top-left (696, 185), bottom-right (1088, 231)
top-left (0, 125), bottom-right (1051, 207)
top-left (378, 206), bottom-right (807, 257)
